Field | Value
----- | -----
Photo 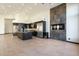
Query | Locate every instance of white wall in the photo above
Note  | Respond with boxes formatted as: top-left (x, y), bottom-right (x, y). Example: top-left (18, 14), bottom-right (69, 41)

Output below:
top-left (13, 13), bottom-right (30, 24)
top-left (5, 19), bottom-right (13, 33)
top-left (66, 3), bottom-right (79, 43)
top-left (0, 15), bottom-right (5, 34)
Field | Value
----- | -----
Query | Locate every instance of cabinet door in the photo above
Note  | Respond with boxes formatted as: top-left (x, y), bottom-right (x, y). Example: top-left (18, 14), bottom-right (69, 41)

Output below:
top-left (37, 32), bottom-right (43, 38)
top-left (50, 3), bottom-right (66, 24)
top-left (59, 32), bottom-right (66, 41)
top-left (50, 9), bottom-right (56, 24)
top-left (56, 4), bottom-right (66, 24)
top-left (50, 31), bottom-right (59, 39)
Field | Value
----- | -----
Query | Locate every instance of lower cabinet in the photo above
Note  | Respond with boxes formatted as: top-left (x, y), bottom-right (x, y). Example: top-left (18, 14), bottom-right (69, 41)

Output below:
top-left (37, 32), bottom-right (43, 38)
top-left (50, 32), bottom-right (59, 40)
top-left (32, 31), bottom-right (37, 36)
top-left (37, 31), bottom-right (48, 38)
top-left (59, 33), bottom-right (66, 41)
top-left (50, 31), bottom-right (66, 41)
top-left (17, 32), bottom-right (32, 40)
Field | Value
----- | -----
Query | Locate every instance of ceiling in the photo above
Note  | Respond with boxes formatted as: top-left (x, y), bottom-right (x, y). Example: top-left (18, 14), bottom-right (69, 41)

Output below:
top-left (0, 3), bottom-right (61, 16)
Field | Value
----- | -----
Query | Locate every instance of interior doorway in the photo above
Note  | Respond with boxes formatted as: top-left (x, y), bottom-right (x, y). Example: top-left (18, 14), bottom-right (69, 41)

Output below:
top-left (4, 18), bottom-right (14, 34)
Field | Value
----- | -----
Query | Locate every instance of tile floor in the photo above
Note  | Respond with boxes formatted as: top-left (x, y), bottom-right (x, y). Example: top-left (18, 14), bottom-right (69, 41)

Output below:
top-left (0, 34), bottom-right (79, 56)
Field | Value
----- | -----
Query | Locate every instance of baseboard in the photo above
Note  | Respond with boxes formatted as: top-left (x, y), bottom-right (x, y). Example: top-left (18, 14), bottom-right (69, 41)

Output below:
top-left (5, 33), bottom-right (13, 34)
top-left (49, 38), bottom-right (79, 44)
top-left (65, 40), bottom-right (79, 44)
top-left (0, 33), bottom-right (13, 35)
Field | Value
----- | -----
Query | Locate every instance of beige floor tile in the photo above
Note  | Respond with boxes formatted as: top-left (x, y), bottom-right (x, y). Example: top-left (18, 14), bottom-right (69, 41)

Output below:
top-left (0, 34), bottom-right (79, 56)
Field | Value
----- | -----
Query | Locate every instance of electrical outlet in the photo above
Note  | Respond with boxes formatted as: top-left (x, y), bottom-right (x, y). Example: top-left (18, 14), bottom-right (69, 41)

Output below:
top-left (68, 38), bottom-right (70, 40)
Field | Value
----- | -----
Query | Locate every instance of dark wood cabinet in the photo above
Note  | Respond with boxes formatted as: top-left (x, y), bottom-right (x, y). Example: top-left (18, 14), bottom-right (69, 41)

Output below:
top-left (50, 3), bottom-right (66, 41)
top-left (37, 31), bottom-right (43, 38)
top-left (17, 32), bottom-right (32, 40)
top-left (50, 3), bottom-right (66, 24)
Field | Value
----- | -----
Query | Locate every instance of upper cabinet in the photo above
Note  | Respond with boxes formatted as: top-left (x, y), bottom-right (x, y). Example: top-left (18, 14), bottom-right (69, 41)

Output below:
top-left (50, 3), bottom-right (66, 24)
